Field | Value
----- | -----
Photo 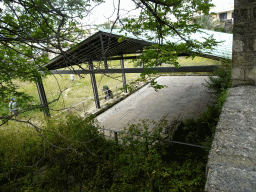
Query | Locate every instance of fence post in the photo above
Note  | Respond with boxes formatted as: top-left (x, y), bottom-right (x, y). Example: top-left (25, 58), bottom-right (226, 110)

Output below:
top-left (36, 77), bottom-right (50, 117)
top-left (115, 132), bottom-right (118, 145)
top-left (120, 54), bottom-right (127, 93)
top-left (145, 137), bottom-right (148, 153)
top-left (82, 102), bottom-right (85, 116)
top-left (89, 60), bottom-right (100, 109)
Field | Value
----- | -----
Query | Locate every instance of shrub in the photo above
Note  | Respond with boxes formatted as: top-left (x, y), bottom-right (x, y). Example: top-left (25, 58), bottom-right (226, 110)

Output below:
top-left (203, 59), bottom-right (232, 98)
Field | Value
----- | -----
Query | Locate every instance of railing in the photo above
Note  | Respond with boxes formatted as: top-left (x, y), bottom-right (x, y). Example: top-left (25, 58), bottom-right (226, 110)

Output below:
top-left (48, 79), bottom-right (210, 158)
top-left (95, 123), bottom-right (210, 153)
top-left (50, 72), bottom-right (211, 152)
top-left (94, 111), bottom-right (210, 151)
top-left (51, 74), bottom-right (145, 118)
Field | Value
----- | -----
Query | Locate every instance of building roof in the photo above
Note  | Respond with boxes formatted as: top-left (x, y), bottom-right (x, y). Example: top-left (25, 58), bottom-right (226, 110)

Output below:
top-left (210, 5), bottom-right (234, 14)
top-left (45, 29), bottom-right (152, 70)
top-left (45, 28), bottom-right (233, 70)
top-left (189, 29), bottom-right (232, 60)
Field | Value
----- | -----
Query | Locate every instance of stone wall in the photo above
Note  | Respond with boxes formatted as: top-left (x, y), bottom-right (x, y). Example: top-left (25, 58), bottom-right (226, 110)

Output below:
top-left (205, 86), bottom-right (256, 191)
top-left (224, 19), bottom-right (233, 33)
top-left (231, 0), bottom-right (256, 87)
top-left (205, 1), bottom-right (256, 191)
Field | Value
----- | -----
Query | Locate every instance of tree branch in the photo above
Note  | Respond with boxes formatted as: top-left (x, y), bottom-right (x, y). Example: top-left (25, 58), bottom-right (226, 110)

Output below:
top-left (139, 0), bottom-right (190, 43)
top-left (147, 0), bottom-right (181, 7)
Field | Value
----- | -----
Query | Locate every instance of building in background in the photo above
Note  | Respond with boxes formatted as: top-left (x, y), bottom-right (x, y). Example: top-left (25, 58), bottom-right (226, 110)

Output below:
top-left (191, 1), bottom-right (234, 33)
top-left (209, 2), bottom-right (234, 23)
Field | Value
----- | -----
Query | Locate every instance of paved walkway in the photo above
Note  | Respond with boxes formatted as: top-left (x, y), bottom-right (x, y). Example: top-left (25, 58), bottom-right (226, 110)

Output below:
top-left (96, 76), bottom-right (216, 138)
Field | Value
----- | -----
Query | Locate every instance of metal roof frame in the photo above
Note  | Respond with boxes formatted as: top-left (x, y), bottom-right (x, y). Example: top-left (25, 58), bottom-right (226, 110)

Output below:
top-left (45, 30), bottom-right (152, 70)
top-left (50, 65), bottom-right (218, 75)
top-left (45, 28), bottom-right (232, 71)
top-left (38, 29), bottom-right (232, 117)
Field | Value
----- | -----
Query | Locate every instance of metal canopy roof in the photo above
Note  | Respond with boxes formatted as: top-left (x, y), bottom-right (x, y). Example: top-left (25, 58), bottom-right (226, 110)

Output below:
top-left (184, 29), bottom-right (232, 60)
top-left (45, 29), bottom-right (152, 70)
top-left (45, 28), bottom-right (232, 70)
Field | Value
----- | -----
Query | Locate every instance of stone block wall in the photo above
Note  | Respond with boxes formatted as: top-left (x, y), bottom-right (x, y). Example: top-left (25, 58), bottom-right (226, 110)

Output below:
top-left (232, 0), bottom-right (256, 87)
top-left (225, 19), bottom-right (233, 34)
top-left (205, 86), bottom-right (256, 191)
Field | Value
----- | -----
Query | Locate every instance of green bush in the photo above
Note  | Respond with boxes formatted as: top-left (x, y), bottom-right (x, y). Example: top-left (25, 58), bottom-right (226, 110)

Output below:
top-left (0, 114), bottom-right (113, 191)
top-left (203, 59), bottom-right (232, 97)
top-left (79, 118), bottom-right (209, 191)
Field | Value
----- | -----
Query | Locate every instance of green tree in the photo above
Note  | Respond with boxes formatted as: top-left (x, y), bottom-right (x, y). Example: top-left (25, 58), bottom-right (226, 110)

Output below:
top-left (0, 0), bottom-right (103, 110)
top-left (194, 14), bottom-right (222, 31)
top-left (0, 1), bottom-right (111, 163)
top-left (0, 0), bottom-right (218, 115)
top-left (118, 0), bottom-right (219, 90)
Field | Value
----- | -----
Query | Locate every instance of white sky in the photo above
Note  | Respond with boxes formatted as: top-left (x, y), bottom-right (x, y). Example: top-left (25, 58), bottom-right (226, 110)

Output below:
top-left (0, 0), bottom-right (234, 26)
top-left (82, 0), bottom-right (234, 25)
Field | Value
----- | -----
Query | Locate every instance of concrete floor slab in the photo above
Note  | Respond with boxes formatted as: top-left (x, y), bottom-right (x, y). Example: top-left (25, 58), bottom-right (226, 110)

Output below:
top-left (96, 76), bottom-right (217, 138)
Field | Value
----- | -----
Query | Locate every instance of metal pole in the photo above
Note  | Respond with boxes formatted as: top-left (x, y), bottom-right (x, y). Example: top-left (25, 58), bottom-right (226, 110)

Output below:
top-left (115, 132), bottom-right (118, 145)
top-left (50, 66), bottom-right (218, 74)
top-left (100, 34), bottom-right (108, 69)
top-left (120, 54), bottom-right (127, 93)
top-left (36, 77), bottom-right (50, 117)
top-left (89, 60), bottom-right (100, 109)
top-left (82, 102), bottom-right (85, 116)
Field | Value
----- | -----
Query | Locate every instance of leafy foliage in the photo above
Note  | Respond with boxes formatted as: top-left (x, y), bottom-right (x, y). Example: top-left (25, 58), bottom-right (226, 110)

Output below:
top-left (1, 0), bottom-right (219, 116)
top-left (203, 59), bottom-right (232, 98)
top-left (0, 0), bottom-right (102, 105)
top-left (121, 0), bottom-right (218, 90)
top-left (194, 14), bottom-right (225, 32)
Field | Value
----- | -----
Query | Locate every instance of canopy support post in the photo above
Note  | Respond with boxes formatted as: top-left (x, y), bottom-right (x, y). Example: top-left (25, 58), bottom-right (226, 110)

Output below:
top-left (100, 34), bottom-right (108, 69)
top-left (36, 77), bottom-right (50, 117)
top-left (120, 54), bottom-right (127, 93)
top-left (89, 60), bottom-right (100, 109)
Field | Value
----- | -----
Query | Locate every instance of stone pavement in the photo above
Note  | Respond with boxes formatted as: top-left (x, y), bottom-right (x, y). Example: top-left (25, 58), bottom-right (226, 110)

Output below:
top-left (96, 76), bottom-right (216, 139)
top-left (205, 86), bottom-right (256, 192)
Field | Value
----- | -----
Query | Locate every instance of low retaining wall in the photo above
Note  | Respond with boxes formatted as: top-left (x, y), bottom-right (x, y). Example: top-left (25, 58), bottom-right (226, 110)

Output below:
top-left (205, 86), bottom-right (256, 191)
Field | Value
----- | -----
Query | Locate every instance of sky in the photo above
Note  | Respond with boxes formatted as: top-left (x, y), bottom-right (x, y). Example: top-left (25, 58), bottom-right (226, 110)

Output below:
top-left (82, 0), bottom-right (234, 25)
top-left (0, 0), bottom-right (234, 26)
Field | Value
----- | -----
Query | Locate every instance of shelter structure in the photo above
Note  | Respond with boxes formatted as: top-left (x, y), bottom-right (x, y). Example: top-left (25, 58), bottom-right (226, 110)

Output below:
top-left (38, 29), bottom-right (233, 117)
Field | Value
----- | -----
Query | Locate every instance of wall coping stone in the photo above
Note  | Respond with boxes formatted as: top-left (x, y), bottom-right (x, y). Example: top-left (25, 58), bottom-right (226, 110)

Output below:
top-left (205, 86), bottom-right (256, 192)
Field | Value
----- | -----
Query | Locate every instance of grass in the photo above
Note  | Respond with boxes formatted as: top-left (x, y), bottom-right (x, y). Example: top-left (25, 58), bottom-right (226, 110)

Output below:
top-left (159, 56), bottom-right (218, 76)
top-left (11, 59), bottom-right (141, 120)
top-left (3, 56), bottom-right (218, 123)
